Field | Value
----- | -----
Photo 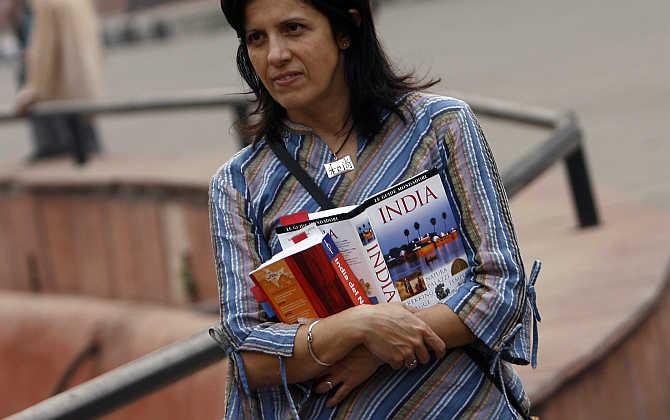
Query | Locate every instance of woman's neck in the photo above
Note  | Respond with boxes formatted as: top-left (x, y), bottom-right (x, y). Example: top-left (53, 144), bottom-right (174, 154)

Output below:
top-left (286, 89), bottom-right (352, 152)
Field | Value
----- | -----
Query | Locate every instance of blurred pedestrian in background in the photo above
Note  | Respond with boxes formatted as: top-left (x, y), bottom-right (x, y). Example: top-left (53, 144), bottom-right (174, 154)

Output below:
top-left (7, 0), bottom-right (104, 163)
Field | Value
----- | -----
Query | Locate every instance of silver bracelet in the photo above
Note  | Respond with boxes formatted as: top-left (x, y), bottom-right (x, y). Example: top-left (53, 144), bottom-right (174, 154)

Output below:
top-left (306, 319), bottom-right (333, 367)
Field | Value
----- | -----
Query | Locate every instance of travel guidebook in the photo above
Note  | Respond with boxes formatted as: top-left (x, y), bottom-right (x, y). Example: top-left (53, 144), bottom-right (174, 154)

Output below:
top-left (276, 168), bottom-right (471, 309)
top-left (249, 230), bottom-right (370, 324)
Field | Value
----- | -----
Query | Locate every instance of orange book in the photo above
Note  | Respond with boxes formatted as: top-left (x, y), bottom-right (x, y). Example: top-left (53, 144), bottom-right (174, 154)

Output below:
top-left (250, 231), bottom-right (369, 323)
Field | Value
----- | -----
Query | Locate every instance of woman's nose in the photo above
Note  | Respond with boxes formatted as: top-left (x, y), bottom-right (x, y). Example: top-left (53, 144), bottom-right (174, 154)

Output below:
top-left (267, 36), bottom-right (291, 67)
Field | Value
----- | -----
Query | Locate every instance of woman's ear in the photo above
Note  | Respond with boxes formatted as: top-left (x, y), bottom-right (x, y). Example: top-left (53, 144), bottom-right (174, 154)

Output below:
top-left (336, 9), bottom-right (361, 50)
top-left (337, 34), bottom-right (352, 50)
top-left (348, 8), bottom-right (362, 27)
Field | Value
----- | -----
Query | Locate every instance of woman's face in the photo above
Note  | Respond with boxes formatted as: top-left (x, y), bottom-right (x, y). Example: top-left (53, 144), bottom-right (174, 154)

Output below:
top-left (244, 0), bottom-right (349, 118)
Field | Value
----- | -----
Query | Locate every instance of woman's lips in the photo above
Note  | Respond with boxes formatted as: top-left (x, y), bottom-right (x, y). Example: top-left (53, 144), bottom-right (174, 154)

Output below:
top-left (273, 72), bottom-right (302, 87)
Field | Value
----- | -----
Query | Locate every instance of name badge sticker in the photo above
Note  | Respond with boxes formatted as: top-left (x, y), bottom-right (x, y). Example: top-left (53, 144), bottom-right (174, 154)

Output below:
top-left (324, 155), bottom-right (355, 178)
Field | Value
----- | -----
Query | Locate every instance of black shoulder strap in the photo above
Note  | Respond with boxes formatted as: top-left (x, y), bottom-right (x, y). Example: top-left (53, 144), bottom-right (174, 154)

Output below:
top-left (267, 137), bottom-right (335, 210)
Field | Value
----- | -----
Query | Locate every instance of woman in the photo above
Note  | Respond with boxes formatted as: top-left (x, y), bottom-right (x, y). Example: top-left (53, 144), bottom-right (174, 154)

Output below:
top-left (210, 0), bottom-right (539, 418)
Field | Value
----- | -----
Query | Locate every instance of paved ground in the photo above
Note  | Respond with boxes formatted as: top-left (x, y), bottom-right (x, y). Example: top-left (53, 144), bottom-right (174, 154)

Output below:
top-left (1, 0), bottom-right (668, 209)
top-left (510, 166), bottom-right (670, 405)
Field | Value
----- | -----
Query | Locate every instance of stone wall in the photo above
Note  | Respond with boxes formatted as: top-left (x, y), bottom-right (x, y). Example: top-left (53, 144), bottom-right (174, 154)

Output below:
top-left (0, 188), bottom-right (217, 306)
top-left (0, 291), bottom-right (226, 419)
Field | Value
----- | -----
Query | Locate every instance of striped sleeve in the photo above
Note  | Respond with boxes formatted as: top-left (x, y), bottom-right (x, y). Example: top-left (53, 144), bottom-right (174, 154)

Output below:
top-left (209, 162), bottom-right (300, 356)
top-left (436, 101), bottom-right (527, 355)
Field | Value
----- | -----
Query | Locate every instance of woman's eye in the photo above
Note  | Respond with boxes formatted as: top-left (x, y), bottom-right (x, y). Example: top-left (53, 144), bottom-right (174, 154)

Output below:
top-left (286, 22), bottom-right (304, 33)
top-left (246, 32), bottom-right (263, 44)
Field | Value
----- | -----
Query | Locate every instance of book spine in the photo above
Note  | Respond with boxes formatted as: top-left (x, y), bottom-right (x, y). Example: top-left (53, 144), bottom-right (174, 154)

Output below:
top-left (300, 244), bottom-right (350, 314)
top-left (348, 211), bottom-right (400, 304)
top-left (284, 256), bottom-right (331, 318)
top-left (321, 234), bottom-right (371, 306)
top-left (361, 237), bottom-right (400, 303)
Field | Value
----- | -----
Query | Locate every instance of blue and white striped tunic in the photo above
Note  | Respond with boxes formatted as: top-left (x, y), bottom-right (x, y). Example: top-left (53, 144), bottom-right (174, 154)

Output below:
top-left (209, 93), bottom-right (540, 419)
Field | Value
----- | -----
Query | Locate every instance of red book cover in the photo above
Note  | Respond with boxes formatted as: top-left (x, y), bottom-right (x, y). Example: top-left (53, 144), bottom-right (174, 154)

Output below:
top-left (279, 211), bottom-right (310, 227)
top-left (251, 285), bottom-right (268, 302)
top-left (284, 256), bottom-right (330, 318)
top-left (294, 244), bottom-right (351, 314)
top-left (249, 231), bottom-right (369, 323)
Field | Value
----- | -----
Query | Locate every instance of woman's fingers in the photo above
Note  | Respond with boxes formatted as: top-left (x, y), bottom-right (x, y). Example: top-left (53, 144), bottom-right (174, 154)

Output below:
top-left (326, 382), bottom-right (352, 407)
top-left (422, 328), bottom-right (447, 359)
top-left (315, 378), bottom-right (336, 394)
top-left (404, 317), bottom-right (444, 364)
top-left (388, 354), bottom-right (404, 370)
top-left (316, 346), bottom-right (382, 406)
top-left (413, 340), bottom-right (431, 364)
top-left (402, 347), bottom-right (418, 369)
top-left (370, 346), bottom-right (405, 369)
top-left (360, 303), bottom-right (447, 369)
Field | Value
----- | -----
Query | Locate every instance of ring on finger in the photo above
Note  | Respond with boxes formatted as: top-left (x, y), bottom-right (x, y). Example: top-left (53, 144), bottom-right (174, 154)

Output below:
top-left (325, 380), bottom-right (334, 391)
top-left (405, 359), bottom-right (418, 369)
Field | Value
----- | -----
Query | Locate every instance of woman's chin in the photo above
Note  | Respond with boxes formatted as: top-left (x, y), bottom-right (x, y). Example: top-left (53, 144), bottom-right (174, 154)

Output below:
top-left (274, 93), bottom-right (314, 115)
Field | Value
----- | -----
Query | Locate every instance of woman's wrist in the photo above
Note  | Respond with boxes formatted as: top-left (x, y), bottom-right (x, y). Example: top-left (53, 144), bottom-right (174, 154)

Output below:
top-left (306, 319), bottom-right (334, 366)
top-left (335, 304), bottom-right (372, 345)
top-left (308, 305), bottom-right (370, 365)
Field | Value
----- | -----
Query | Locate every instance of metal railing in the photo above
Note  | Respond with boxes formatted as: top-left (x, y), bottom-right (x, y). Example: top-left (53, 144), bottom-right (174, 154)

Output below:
top-left (0, 89), bottom-right (251, 164)
top-left (451, 91), bottom-right (599, 227)
top-left (7, 331), bottom-right (223, 420)
top-left (0, 88), bottom-right (599, 227)
top-left (2, 88), bottom-right (599, 419)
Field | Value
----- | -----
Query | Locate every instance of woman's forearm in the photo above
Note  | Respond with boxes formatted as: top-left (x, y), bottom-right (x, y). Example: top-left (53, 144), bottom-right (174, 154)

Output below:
top-left (416, 304), bottom-right (475, 349)
top-left (241, 308), bottom-right (364, 390)
top-left (241, 303), bottom-right (454, 389)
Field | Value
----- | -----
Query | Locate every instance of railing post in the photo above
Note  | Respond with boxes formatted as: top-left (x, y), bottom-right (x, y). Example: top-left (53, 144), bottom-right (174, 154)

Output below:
top-left (71, 126), bottom-right (89, 166)
top-left (564, 128), bottom-right (599, 228)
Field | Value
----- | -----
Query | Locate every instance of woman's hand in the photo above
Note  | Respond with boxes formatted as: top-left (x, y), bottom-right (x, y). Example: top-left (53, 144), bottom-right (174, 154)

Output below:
top-left (314, 346), bottom-right (383, 407)
top-left (354, 303), bottom-right (446, 370)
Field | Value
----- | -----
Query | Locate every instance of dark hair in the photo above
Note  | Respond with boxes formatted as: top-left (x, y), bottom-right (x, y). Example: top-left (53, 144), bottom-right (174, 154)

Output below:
top-left (221, 0), bottom-right (438, 143)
